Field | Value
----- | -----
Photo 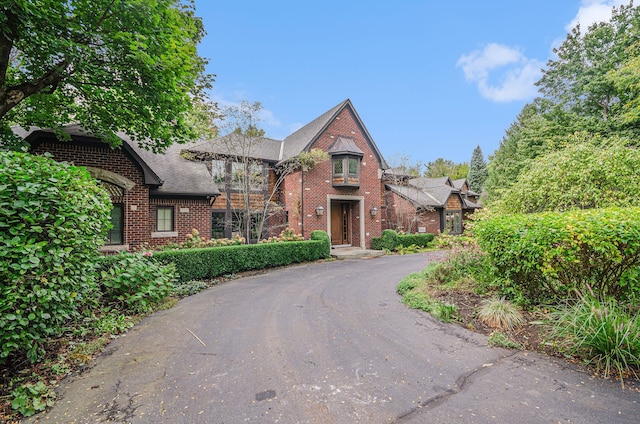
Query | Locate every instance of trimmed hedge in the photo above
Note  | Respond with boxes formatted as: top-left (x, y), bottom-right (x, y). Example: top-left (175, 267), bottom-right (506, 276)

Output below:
top-left (372, 230), bottom-right (434, 250)
top-left (153, 231), bottom-right (331, 282)
top-left (397, 233), bottom-right (434, 248)
top-left (475, 207), bottom-right (640, 303)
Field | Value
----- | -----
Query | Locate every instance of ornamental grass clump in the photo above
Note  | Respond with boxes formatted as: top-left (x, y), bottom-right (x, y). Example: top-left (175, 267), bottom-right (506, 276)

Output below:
top-left (548, 293), bottom-right (640, 382)
top-left (477, 297), bottom-right (525, 330)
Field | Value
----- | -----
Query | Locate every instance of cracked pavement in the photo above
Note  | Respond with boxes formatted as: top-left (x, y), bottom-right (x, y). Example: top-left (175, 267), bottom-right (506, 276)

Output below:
top-left (28, 253), bottom-right (639, 423)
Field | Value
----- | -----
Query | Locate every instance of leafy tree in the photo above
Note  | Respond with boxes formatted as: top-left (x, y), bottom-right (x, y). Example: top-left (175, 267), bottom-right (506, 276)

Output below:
top-left (467, 145), bottom-right (488, 193)
top-left (0, 0), bottom-right (214, 152)
top-left (491, 136), bottom-right (640, 214)
top-left (536, 3), bottom-right (640, 122)
top-left (425, 157), bottom-right (468, 179)
top-left (487, 2), bottom-right (640, 203)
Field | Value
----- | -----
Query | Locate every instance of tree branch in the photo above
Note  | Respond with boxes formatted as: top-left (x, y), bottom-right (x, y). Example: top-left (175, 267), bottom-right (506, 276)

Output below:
top-left (0, 58), bottom-right (70, 118)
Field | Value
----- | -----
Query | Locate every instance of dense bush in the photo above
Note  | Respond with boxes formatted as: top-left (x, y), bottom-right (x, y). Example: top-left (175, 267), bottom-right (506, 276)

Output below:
top-left (0, 151), bottom-right (111, 363)
top-left (475, 207), bottom-right (640, 304)
top-left (372, 231), bottom-right (434, 250)
top-left (154, 231), bottom-right (331, 282)
top-left (98, 252), bottom-right (176, 313)
top-left (397, 233), bottom-right (434, 248)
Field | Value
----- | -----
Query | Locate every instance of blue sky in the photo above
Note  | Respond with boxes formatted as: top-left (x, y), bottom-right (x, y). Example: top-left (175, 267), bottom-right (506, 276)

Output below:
top-left (192, 0), bottom-right (628, 167)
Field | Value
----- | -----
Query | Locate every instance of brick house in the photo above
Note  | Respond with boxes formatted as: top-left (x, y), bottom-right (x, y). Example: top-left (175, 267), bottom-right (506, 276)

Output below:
top-left (186, 99), bottom-right (389, 249)
top-left (16, 125), bottom-right (219, 251)
top-left (383, 176), bottom-right (480, 235)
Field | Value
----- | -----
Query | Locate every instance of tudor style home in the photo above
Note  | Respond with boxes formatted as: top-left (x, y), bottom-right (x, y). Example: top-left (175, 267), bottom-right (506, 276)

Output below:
top-left (383, 176), bottom-right (480, 235)
top-left (187, 99), bottom-right (389, 249)
top-left (15, 125), bottom-right (219, 251)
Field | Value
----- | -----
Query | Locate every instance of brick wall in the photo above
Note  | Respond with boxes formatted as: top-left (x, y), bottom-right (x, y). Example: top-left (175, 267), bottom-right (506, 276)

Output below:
top-left (31, 139), bottom-right (212, 250)
top-left (282, 107), bottom-right (384, 248)
top-left (148, 197), bottom-right (212, 247)
top-left (383, 191), bottom-right (442, 235)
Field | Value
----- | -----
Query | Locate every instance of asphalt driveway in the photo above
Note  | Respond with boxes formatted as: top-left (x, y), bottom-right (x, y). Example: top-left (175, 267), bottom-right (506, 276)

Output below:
top-left (29, 253), bottom-right (639, 423)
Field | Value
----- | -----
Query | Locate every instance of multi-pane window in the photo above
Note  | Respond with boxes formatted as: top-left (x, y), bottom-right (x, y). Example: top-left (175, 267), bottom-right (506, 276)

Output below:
top-left (105, 204), bottom-right (124, 245)
top-left (444, 210), bottom-right (462, 234)
top-left (211, 159), bottom-right (226, 187)
top-left (211, 211), bottom-right (226, 239)
top-left (157, 206), bottom-right (174, 232)
top-left (332, 156), bottom-right (360, 187)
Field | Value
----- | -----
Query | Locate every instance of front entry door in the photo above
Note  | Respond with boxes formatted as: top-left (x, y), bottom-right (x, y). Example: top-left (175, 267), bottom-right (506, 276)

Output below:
top-left (331, 202), bottom-right (351, 245)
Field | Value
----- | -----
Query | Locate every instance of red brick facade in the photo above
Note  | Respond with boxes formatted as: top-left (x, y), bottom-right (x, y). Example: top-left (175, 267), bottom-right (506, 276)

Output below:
top-left (281, 107), bottom-right (384, 248)
top-left (30, 139), bottom-right (211, 250)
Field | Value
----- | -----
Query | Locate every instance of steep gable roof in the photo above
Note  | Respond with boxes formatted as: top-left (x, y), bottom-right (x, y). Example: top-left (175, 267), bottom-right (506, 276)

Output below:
top-left (281, 99), bottom-right (389, 168)
top-left (409, 176), bottom-right (454, 189)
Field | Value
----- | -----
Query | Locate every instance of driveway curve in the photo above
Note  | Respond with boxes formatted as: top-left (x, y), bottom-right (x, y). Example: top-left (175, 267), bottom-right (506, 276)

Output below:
top-left (30, 253), bottom-right (638, 423)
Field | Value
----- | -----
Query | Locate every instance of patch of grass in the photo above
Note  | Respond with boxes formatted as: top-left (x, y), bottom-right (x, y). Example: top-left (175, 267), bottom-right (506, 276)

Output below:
top-left (477, 297), bottom-right (525, 330)
top-left (488, 331), bottom-right (522, 349)
top-left (433, 302), bottom-right (459, 323)
top-left (548, 294), bottom-right (640, 382)
top-left (92, 312), bottom-right (136, 335)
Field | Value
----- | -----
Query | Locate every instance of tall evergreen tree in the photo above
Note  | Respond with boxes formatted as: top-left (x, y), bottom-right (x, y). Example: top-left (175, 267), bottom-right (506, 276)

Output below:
top-left (467, 145), bottom-right (488, 193)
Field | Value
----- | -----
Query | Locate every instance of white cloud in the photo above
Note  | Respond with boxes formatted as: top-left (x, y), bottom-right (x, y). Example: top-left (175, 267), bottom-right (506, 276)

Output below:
top-left (456, 43), bottom-right (543, 102)
top-left (566, 0), bottom-right (627, 32)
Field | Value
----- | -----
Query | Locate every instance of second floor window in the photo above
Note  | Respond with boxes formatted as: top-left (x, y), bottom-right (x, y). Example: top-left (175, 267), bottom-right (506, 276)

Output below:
top-left (332, 156), bottom-right (360, 187)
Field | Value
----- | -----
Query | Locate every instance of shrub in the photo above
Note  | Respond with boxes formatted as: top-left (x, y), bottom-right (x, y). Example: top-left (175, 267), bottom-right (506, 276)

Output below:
top-left (381, 229), bottom-right (399, 251)
top-left (475, 207), bottom-right (640, 303)
top-left (0, 151), bottom-right (111, 363)
top-left (154, 232), bottom-right (330, 282)
top-left (548, 293), bottom-right (640, 381)
top-left (397, 233), bottom-right (434, 248)
top-left (161, 228), bottom-right (244, 250)
top-left (260, 228), bottom-right (305, 243)
top-left (98, 252), bottom-right (176, 313)
top-left (371, 236), bottom-right (384, 250)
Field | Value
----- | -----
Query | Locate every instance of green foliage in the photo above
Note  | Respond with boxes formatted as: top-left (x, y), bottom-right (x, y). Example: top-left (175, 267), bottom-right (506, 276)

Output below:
top-left (161, 228), bottom-right (244, 250)
top-left (260, 228), bottom-right (305, 243)
top-left (0, 0), bottom-right (214, 151)
top-left (434, 302), bottom-right (459, 323)
top-left (98, 252), bottom-right (176, 313)
top-left (310, 230), bottom-right (331, 258)
top-left (487, 331), bottom-right (522, 349)
top-left (10, 380), bottom-right (56, 417)
top-left (91, 311), bottom-right (136, 336)
top-left (425, 157), bottom-right (469, 179)
top-left (548, 294), bottom-right (640, 381)
top-left (397, 233), bottom-right (434, 248)
top-left (397, 269), bottom-right (430, 295)
top-left (154, 233), bottom-right (330, 283)
top-left (491, 140), bottom-right (640, 214)
top-left (475, 207), bottom-right (640, 304)
top-left (0, 150), bottom-right (111, 363)
top-left (467, 145), bottom-right (488, 193)
top-left (380, 229), bottom-right (399, 251)
top-left (171, 280), bottom-right (211, 298)
top-left (486, 4), bottom-right (640, 203)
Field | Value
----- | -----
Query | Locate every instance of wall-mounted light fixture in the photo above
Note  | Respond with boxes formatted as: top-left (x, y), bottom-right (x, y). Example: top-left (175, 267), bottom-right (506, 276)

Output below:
top-left (370, 206), bottom-right (379, 216)
top-left (315, 205), bottom-right (325, 216)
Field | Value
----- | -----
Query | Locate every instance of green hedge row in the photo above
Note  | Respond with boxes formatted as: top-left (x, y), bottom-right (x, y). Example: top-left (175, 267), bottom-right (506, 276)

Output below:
top-left (153, 230), bottom-right (331, 282)
top-left (371, 230), bottom-right (434, 251)
top-left (475, 207), bottom-right (640, 303)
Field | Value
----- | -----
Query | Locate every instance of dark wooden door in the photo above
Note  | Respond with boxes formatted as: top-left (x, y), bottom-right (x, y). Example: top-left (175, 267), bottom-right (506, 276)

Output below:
top-left (330, 202), bottom-right (351, 245)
